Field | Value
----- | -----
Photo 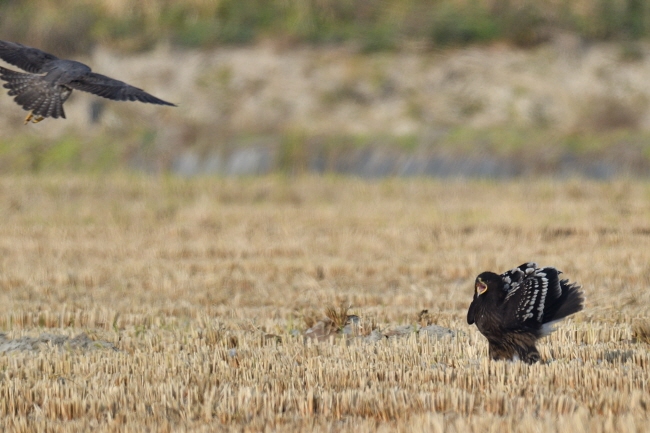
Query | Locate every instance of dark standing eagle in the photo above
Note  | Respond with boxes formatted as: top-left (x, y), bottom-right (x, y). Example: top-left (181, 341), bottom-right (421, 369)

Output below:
top-left (0, 40), bottom-right (176, 124)
top-left (467, 262), bottom-right (584, 363)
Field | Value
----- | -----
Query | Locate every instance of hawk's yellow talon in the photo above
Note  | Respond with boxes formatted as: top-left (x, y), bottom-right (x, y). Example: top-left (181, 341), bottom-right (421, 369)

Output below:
top-left (23, 112), bottom-right (44, 124)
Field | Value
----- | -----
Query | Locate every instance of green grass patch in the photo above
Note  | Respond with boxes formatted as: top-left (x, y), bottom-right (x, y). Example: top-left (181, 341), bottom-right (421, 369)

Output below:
top-left (2, 126), bottom-right (650, 175)
top-left (2, 0), bottom-right (650, 55)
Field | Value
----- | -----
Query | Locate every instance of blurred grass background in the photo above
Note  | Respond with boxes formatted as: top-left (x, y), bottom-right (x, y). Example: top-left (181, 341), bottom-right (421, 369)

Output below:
top-left (2, 0), bottom-right (649, 53)
top-left (2, 0), bottom-right (650, 176)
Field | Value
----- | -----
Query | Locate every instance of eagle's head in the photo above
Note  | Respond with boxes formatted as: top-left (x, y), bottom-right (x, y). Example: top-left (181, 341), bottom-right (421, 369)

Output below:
top-left (474, 271), bottom-right (501, 297)
top-left (467, 271), bottom-right (502, 325)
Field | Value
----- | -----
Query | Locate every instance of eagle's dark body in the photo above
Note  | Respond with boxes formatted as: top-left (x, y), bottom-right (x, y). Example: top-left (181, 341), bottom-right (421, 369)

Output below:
top-left (467, 262), bottom-right (584, 363)
top-left (0, 40), bottom-right (175, 123)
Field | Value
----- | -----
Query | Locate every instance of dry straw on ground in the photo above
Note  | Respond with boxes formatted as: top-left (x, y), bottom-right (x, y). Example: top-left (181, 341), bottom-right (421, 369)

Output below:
top-left (0, 175), bottom-right (648, 432)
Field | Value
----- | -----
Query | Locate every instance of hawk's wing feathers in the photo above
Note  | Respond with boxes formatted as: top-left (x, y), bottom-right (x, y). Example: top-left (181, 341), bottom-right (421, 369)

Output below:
top-left (0, 66), bottom-right (67, 119)
top-left (0, 40), bottom-right (59, 73)
top-left (68, 73), bottom-right (176, 106)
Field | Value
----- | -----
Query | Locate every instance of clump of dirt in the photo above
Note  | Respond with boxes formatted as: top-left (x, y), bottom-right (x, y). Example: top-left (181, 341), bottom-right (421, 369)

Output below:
top-left (632, 319), bottom-right (650, 344)
top-left (303, 306), bottom-right (455, 343)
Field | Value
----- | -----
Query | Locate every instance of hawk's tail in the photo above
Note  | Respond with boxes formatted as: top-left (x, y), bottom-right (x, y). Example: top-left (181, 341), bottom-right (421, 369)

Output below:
top-left (0, 66), bottom-right (68, 119)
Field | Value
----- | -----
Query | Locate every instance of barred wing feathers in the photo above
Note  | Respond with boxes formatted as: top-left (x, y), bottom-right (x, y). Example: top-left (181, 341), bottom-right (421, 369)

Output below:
top-left (501, 262), bottom-right (584, 331)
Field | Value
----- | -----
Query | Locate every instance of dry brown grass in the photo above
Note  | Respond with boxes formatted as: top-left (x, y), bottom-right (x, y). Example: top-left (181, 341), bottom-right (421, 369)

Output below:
top-left (0, 175), bottom-right (648, 432)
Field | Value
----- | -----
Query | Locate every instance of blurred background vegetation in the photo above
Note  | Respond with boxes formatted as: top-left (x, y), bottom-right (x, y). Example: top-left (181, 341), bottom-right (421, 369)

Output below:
top-left (2, 0), bottom-right (650, 177)
top-left (2, 0), bottom-right (649, 54)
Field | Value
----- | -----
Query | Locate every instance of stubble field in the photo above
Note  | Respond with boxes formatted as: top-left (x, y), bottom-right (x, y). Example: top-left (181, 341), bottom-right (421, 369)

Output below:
top-left (0, 175), bottom-right (648, 432)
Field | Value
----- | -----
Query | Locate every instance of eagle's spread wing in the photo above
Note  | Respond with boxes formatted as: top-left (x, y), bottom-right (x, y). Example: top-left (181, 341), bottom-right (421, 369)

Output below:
top-left (500, 262), bottom-right (581, 329)
top-left (500, 263), bottom-right (531, 298)
top-left (67, 72), bottom-right (176, 106)
top-left (0, 40), bottom-right (59, 73)
top-left (504, 264), bottom-right (555, 324)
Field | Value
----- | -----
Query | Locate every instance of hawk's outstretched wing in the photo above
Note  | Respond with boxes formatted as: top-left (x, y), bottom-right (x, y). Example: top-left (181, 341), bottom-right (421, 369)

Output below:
top-left (67, 73), bottom-right (176, 106)
top-left (0, 40), bottom-right (58, 73)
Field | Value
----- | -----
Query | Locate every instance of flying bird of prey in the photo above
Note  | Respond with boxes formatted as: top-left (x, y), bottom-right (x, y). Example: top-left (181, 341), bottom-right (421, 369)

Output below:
top-left (467, 262), bottom-right (584, 363)
top-left (0, 40), bottom-right (176, 124)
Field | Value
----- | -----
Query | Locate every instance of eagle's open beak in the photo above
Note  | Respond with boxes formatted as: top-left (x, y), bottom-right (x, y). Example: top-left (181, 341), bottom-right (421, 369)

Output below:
top-left (476, 279), bottom-right (488, 295)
